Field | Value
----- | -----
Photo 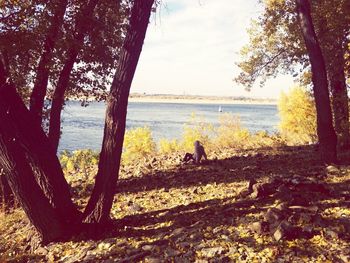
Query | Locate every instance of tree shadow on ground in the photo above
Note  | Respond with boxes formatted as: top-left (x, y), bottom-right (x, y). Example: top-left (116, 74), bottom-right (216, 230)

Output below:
top-left (74, 196), bottom-right (273, 261)
top-left (82, 182), bottom-right (350, 262)
top-left (116, 145), bottom-right (326, 194)
top-left (65, 145), bottom-right (350, 261)
top-left (72, 145), bottom-right (327, 200)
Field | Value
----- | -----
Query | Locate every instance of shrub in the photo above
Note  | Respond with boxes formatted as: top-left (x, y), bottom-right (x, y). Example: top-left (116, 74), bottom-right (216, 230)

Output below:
top-left (159, 138), bottom-right (181, 154)
top-left (278, 86), bottom-right (317, 145)
top-left (122, 126), bottom-right (156, 164)
top-left (60, 149), bottom-right (99, 175)
top-left (214, 113), bottom-right (251, 149)
top-left (59, 112), bottom-right (286, 170)
top-left (251, 130), bottom-right (283, 148)
top-left (178, 112), bottom-right (280, 153)
top-left (180, 113), bottom-right (214, 152)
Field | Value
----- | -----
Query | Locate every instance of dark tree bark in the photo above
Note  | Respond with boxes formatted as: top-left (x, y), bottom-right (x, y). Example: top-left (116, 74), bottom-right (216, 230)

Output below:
top-left (0, 0), bottom-right (153, 242)
top-left (29, 0), bottom-right (69, 126)
top-left (317, 15), bottom-right (350, 151)
top-left (0, 86), bottom-right (80, 223)
top-left (48, 0), bottom-right (99, 152)
top-left (328, 43), bottom-right (349, 150)
top-left (0, 51), bottom-right (16, 214)
top-left (0, 54), bottom-right (80, 226)
top-left (0, 134), bottom-right (65, 243)
top-left (0, 82), bottom-right (68, 243)
top-left (0, 138), bottom-right (66, 243)
top-left (83, 0), bottom-right (155, 223)
top-left (0, 171), bottom-right (16, 213)
top-left (296, 0), bottom-right (337, 163)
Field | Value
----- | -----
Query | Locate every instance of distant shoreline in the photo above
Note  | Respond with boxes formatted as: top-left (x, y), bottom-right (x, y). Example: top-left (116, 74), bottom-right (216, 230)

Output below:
top-left (68, 94), bottom-right (278, 105)
top-left (128, 96), bottom-right (277, 105)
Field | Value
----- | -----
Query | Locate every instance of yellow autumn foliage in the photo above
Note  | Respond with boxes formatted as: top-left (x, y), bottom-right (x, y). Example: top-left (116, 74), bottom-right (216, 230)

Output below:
top-left (59, 149), bottom-right (99, 176)
top-left (213, 113), bottom-right (251, 149)
top-left (278, 86), bottom-right (317, 145)
top-left (181, 113), bottom-right (214, 152)
top-left (158, 138), bottom-right (181, 154)
top-left (60, 113), bottom-right (285, 170)
top-left (158, 112), bottom-right (282, 154)
top-left (122, 126), bottom-right (156, 164)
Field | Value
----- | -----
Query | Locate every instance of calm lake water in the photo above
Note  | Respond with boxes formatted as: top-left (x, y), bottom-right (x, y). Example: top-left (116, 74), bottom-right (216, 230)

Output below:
top-left (59, 101), bottom-right (279, 152)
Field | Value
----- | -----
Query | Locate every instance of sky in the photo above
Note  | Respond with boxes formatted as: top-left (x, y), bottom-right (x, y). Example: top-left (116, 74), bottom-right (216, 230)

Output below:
top-left (130, 0), bottom-right (295, 99)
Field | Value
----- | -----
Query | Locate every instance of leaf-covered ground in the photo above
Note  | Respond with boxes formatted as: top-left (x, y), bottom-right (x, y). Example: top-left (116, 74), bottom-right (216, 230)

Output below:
top-left (1, 145), bottom-right (350, 262)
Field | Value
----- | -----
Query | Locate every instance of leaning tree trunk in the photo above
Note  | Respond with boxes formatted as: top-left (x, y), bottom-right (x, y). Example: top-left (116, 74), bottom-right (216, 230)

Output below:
top-left (296, 0), bottom-right (337, 163)
top-left (0, 54), bottom-right (80, 226)
top-left (0, 85), bottom-right (80, 224)
top-left (48, 0), bottom-right (99, 153)
top-left (328, 42), bottom-right (350, 150)
top-left (0, 82), bottom-right (68, 243)
top-left (0, 137), bottom-right (66, 243)
top-left (83, 0), bottom-right (155, 224)
top-left (29, 0), bottom-right (69, 126)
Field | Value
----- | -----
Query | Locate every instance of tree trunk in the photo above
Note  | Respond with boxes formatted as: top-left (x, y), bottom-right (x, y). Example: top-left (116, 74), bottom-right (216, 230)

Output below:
top-left (328, 43), bottom-right (350, 150)
top-left (0, 85), bottom-right (80, 223)
top-left (316, 14), bottom-right (350, 151)
top-left (0, 51), bottom-right (16, 214)
top-left (0, 172), bottom-right (16, 213)
top-left (0, 85), bottom-right (67, 243)
top-left (48, 0), bottom-right (99, 153)
top-left (83, 0), bottom-right (155, 223)
top-left (0, 139), bottom-right (66, 243)
top-left (295, 0), bottom-right (337, 164)
top-left (29, 0), bottom-right (69, 126)
top-left (0, 55), bottom-right (80, 226)
top-left (48, 52), bottom-right (77, 152)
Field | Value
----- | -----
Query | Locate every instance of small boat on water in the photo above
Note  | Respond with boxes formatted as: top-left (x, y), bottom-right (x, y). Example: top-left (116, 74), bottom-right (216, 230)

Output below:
top-left (218, 106), bottom-right (223, 112)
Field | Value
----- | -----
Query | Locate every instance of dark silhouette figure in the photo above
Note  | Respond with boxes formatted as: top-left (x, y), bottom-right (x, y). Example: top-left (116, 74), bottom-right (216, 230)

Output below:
top-left (183, 140), bottom-right (208, 164)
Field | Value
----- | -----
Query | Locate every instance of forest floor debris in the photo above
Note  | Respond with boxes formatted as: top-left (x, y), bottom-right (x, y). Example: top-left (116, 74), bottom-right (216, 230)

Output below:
top-left (1, 145), bottom-right (350, 262)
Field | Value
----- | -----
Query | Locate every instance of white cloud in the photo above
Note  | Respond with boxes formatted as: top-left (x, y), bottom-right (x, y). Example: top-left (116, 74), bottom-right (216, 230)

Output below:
top-left (131, 0), bottom-right (295, 99)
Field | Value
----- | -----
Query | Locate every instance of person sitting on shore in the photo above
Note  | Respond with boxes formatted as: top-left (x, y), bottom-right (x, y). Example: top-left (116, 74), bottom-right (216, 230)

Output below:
top-left (183, 140), bottom-right (208, 164)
